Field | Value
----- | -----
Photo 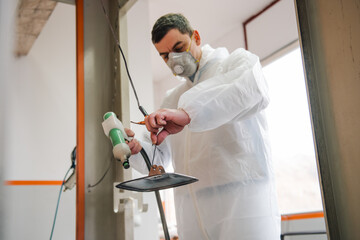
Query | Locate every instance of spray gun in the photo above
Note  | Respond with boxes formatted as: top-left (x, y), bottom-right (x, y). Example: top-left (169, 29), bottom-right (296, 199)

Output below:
top-left (102, 112), bottom-right (131, 169)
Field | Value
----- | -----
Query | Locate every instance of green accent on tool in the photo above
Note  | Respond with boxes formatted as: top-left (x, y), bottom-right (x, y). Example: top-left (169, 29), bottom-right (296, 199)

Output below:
top-left (123, 161), bottom-right (130, 169)
top-left (103, 112), bottom-right (130, 169)
top-left (104, 112), bottom-right (126, 146)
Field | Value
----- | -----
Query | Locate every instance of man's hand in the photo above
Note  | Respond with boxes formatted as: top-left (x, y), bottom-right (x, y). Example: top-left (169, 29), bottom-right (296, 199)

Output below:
top-left (144, 108), bottom-right (191, 145)
top-left (124, 128), bottom-right (142, 155)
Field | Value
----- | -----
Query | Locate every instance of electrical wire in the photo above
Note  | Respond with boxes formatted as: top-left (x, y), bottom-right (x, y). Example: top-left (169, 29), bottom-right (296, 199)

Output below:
top-left (99, 0), bottom-right (158, 168)
top-left (85, 0), bottom-right (152, 189)
top-left (88, 156), bottom-right (114, 189)
top-left (49, 166), bottom-right (73, 240)
top-left (99, 0), bottom-right (141, 109)
top-left (97, 3), bottom-right (168, 239)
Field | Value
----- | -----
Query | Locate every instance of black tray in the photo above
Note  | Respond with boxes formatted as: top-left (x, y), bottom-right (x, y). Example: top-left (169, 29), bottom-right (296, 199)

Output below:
top-left (116, 173), bottom-right (198, 192)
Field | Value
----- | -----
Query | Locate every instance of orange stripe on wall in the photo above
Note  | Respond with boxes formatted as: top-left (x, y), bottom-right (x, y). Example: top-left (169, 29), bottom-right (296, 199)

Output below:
top-left (282, 211), bottom-right (324, 221)
top-left (4, 180), bottom-right (63, 186)
top-left (76, 0), bottom-right (85, 239)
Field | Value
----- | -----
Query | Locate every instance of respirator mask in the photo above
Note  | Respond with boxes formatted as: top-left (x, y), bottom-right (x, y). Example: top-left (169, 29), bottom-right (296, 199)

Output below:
top-left (166, 35), bottom-right (199, 78)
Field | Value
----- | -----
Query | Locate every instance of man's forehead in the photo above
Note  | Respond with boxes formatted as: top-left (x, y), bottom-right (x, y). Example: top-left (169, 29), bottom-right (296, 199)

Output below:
top-left (155, 29), bottom-right (189, 52)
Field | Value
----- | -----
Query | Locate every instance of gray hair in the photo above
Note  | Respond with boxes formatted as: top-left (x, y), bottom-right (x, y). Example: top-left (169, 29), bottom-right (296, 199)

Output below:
top-left (151, 13), bottom-right (193, 44)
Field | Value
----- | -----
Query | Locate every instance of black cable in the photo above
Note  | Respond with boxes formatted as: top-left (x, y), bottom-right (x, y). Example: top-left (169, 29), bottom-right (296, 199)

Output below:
top-left (140, 148), bottom-right (152, 171)
top-left (50, 166), bottom-right (73, 240)
top-left (70, 146), bottom-right (76, 168)
top-left (88, 156), bottom-right (114, 189)
top-left (99, 0), bottom-right (160, 175)
top-left (99, 0), bottom-right (141, 109)
top-left (97, 3), bottom-right (168, 239)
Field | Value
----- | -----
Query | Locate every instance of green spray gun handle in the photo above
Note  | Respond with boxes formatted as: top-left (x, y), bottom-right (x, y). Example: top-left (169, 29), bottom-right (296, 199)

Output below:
top-left (103, 112), bottom-right (131, 169)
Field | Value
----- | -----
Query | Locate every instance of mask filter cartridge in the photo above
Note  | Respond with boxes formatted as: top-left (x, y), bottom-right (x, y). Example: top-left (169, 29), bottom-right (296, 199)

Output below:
top-left (167, 51), bottom-right (198, 77)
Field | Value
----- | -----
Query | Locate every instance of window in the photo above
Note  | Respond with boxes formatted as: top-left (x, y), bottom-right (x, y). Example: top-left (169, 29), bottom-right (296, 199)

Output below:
top-left (263, 47), bottom-right (323, 214)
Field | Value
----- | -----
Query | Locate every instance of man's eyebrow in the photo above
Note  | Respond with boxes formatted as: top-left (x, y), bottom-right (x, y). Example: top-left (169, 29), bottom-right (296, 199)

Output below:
top-left (159, 41), bottom-right (184, 56)
top-left (171, 41), bottom-right (183, 50)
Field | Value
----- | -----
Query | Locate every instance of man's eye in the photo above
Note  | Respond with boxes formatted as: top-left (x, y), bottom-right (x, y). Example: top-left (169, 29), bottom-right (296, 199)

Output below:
top-left (174, 47), bottom-right (183, 52)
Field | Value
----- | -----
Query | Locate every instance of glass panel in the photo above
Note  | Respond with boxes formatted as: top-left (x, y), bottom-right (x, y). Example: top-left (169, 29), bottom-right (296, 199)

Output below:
top-left (263, 47), bottom-right (323, 214)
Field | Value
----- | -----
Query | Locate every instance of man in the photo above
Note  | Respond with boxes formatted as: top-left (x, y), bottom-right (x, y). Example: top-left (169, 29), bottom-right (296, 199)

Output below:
top-left (127, 13), bottom-right (280, 239)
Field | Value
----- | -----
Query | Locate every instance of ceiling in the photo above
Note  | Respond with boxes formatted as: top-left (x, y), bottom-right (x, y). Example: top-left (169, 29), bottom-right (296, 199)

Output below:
top-left (13, 0), bottom-right (133, 56)
top-left (148, 0), bottom-right (275, 50)
top-left (16, 0), bottom-right (57, 57)
top-left (15, 0), bottom-right (276, 60)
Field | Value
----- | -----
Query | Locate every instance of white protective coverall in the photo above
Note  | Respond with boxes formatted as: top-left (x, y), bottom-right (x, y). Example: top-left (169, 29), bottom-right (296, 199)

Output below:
top-left (130, 44), bottom-right (280, 240)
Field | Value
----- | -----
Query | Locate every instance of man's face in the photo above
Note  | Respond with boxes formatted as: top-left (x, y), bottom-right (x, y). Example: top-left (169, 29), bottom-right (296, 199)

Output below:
top-left (154, 29), bottom-right (201, 63)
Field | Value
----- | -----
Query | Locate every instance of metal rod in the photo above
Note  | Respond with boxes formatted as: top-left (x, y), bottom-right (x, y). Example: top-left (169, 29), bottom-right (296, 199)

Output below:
top-left (140, 149), bottom-right (170, 240)
top-left (155, 191), bottom-right (170, 240)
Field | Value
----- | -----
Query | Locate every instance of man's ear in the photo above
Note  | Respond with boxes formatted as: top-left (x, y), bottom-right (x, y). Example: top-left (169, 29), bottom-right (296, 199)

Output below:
top-left (193, 30), bottom-right (201, 45)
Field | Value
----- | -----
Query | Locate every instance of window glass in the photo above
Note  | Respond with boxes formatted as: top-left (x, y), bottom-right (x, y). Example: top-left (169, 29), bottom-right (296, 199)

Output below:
top-left (263, 47), bottom-right (323, 214)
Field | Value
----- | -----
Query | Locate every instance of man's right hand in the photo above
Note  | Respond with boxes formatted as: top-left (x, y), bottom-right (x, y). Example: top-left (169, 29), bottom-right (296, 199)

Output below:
top-left (144, 108), bottom-right (191, 145)
top-left (124, 128), bottom-right (142, 155)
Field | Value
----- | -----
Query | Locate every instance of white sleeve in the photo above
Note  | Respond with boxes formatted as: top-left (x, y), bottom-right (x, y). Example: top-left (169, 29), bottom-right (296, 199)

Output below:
top-left (128, 138), bottom-right (172, 175)
top-left (178, 49), bottom-right (269, 132)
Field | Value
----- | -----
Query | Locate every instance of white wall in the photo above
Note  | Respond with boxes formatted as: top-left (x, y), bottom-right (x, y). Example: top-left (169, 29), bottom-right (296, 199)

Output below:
top-left (1, 2), bottom-right (76, 239)
top-left (0, 1), bottom-right (15, 238)
top-left (5, 3), bottom-right (76, 181)
top-left (246, 0), bottom-right (298, 62)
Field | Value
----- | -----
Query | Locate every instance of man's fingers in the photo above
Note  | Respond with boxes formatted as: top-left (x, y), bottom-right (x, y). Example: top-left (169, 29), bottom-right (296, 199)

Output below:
top-left (148, 114), bottom-right (157, 128)
top-left (156, 129), bottom-right (169, 145)
top-left (127, 140), bottom-right (135, 149)
top-left (145, 114), bottom-right (160, 133)
top-left (155, 113), bottom-right (167, 126)
top-left (148, 113), bottom-right (167, 128)
top-left (131, 140), bottom-right (142, 154)
top-left (143, 109), bottom-right (190, 145)
top-left (151, 132), bottom-right (158, 145)
top-left (127, 139), bottom-right (142, 155)
top-left (124, 128), bottom-right (135, 137)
